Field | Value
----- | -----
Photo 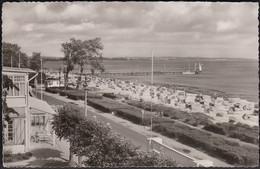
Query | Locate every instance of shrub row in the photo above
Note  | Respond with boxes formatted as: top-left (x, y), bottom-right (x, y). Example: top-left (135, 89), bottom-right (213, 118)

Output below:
top-left (103, 93), bottom-right (118, 99)
top-left (88, 98), bottom-right (112, 113)
top-left (207, 123), bottom-right (259, 145)
top-left (45, 87), bottom-right (73, 94)
top-left (87, 97), bottom-right (174, 126)
top-left (45, 87), bottom-right (103, 101)
top-left (203, 124), bottom-right (228, 135)
top-left (126, 99), bottom-right (259, 145)
top-left (4, 152), bottom-right (32, 163)
top-left (126, 100), bottom-right (212, 126)
top-left (87, 97), bottom-right (127, 112)
top-left (153, 123), bottom-right (259, 166)
top-left (203, 123), bottom-right (259, 145)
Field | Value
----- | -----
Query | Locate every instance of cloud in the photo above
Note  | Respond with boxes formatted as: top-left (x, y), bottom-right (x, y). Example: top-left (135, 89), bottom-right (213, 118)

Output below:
top-left (216, 20), bottom-right (240, 32)
top-left (2, 2), bottom-right (258, 59)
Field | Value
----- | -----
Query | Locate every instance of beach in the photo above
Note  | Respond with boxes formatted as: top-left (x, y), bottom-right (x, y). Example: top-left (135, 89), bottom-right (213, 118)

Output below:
top-left (87, 76), bottom-right (258, 127)
top-left (45, 70), bottom-right (259, 127)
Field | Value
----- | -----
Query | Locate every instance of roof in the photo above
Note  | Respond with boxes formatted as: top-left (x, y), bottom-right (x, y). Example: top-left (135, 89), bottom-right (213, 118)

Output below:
top-left (29, 97), bottom-right (56, 115)
top-left (2, 67), bottom-right (36, 73)
top-left (10, 107), bottom-right (26, 118)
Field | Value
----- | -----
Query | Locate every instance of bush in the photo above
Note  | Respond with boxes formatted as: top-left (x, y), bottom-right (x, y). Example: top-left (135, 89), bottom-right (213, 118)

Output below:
top-left (3, 152), bottom-right (32, 162)
top-left (126, 100), bottom-right (212, 126)
top-left (59, 90), bottom-right (67, 96)
top-left (152, 122), bottom-right (258, 166)
top-left (126, 98), bottom-right (258, 145)
top-left (88, 99), bottom-right (112, 113)
top-left (88, 97), bottom-right (126, 112)
top-left (215, 122), bottom-right (259, 145)
top-left (115, 109), bottom-right (143, 125)
top-left (103, 93), bottom-right (118, 99)
top-left (67, 92), bottom-right (84, 100)
top-left (203, 124), bottom-right (227, 135)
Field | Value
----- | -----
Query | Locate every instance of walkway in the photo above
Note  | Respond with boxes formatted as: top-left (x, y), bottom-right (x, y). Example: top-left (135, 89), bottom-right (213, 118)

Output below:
top-left (3, 142), bottom-right (70, 167)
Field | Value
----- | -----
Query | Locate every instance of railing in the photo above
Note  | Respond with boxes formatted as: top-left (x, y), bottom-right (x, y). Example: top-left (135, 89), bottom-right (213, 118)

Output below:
top-left (148, 137), bottom-right (213, 167)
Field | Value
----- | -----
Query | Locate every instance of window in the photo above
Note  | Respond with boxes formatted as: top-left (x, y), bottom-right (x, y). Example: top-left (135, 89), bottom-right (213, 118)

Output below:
top-left (31, 115), bottom-right (46, 126)
top-left (13, 76), bottom-right (25, 82)
top-left (8, 120), bottom-right (13, 142)
top-left (7, 75), bottom-right (26, 96)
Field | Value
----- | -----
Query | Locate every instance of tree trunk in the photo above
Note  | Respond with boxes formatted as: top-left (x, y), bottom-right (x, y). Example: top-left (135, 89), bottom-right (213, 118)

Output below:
top-left (78, 156), bottom-right (82, 167)
top-left (65, 68), bottom-right (69, 90)
top-left (69, 142), bottom-right (74, 165)
top-left (76, 65), bottom-right (84, 89)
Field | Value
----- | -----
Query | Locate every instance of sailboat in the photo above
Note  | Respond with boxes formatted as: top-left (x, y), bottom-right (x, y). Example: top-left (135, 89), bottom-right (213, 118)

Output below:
top-left (182, 62), bottom-right (203, 75)
top-left (195, 62), bottom-right (203, 74)
top-left (182, 63), bottom-right (195, 75)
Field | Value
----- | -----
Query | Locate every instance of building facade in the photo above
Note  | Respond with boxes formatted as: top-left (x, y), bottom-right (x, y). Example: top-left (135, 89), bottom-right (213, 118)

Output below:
top-left (3, 67), bottom-right (37, 153)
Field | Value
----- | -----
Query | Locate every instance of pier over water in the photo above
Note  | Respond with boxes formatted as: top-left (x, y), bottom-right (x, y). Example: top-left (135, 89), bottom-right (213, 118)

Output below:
top-left (86, 71), bottom-right (183, 76)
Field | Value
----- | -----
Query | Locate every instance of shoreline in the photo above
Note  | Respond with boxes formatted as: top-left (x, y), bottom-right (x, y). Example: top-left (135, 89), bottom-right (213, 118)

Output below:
top-left (101, 75), bottom-right (258, 103)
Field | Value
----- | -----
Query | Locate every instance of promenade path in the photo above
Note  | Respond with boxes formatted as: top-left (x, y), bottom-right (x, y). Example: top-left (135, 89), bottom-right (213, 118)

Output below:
top-left (3, 142), bottom-right (70, 167)
top-left (34, 89), bottom-right (232, 167)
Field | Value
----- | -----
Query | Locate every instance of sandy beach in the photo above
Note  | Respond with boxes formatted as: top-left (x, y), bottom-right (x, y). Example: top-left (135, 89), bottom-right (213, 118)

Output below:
top-left (46, 71), bottom-right (259, 127)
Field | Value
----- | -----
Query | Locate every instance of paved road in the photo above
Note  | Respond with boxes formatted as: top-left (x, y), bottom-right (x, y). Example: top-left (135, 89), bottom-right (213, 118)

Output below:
top-left (34, 91), bottom-right (149, 151)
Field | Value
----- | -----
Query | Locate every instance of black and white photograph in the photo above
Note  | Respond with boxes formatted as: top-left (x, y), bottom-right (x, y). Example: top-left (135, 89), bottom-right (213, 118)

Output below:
top-left (1, 1), bottom-right (259, 167)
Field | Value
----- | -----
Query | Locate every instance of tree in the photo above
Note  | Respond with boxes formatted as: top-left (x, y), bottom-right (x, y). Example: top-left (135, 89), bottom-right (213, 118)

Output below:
top-left (52, 105), bottom-right (178, 167)
top-left (61, 38), bottom-right (105, 89)
top-left (77, 37), bottom-right (104, 83)
top-left (52, 105), bottom-right (84, 164)
top-left (2, 42), bottom-right (29, 68)
top-left (29, 52), bottom-right (41, 72)
top-left (61, 40), bottom-right (76, 90)
top-left (2, 75), bottom-right (19, 127)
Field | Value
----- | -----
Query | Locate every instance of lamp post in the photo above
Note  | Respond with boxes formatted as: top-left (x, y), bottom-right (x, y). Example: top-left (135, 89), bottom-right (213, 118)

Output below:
top-left (150, 50), bottom-right (154, 132)
top-left (18, 52), bottom-right (21, 68)
top-left (83, 83), bottom-right (88, 117)
top-left (41, 58), bottom-right (43, 100)
top-left (141, 110), bottom-right (144, 124)
top-left (11, 55), bottom-right (13, 67)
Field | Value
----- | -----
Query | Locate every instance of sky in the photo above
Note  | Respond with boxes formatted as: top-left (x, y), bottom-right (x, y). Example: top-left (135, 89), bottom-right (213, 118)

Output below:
top-left (2, 2), bottom-right (258, 59)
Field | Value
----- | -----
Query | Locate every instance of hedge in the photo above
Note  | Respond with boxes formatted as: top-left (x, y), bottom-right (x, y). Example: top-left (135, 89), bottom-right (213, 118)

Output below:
top-left (88, 99), bottom-right (112, 113)
top-left (203, 124), bottom-right (227, 135)
top-left (153, 123), bottom-right (258, 166)
top-left (126, 100), bottom-right (212, 126)
top-left (126, 99), bottom-right (258, 145)
top-left (46, 87), bottom-right (103, 100)
top-left (45, 87), bottom-right (73, 94)
top-left (216, 123), bottom-right (259, 145)
top-left (103, 93), bottom-right (118, 99)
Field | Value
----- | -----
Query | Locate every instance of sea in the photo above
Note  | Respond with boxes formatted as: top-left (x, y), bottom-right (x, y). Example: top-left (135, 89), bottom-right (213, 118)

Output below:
top-left (44, 58), bottom-right (259, 102)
